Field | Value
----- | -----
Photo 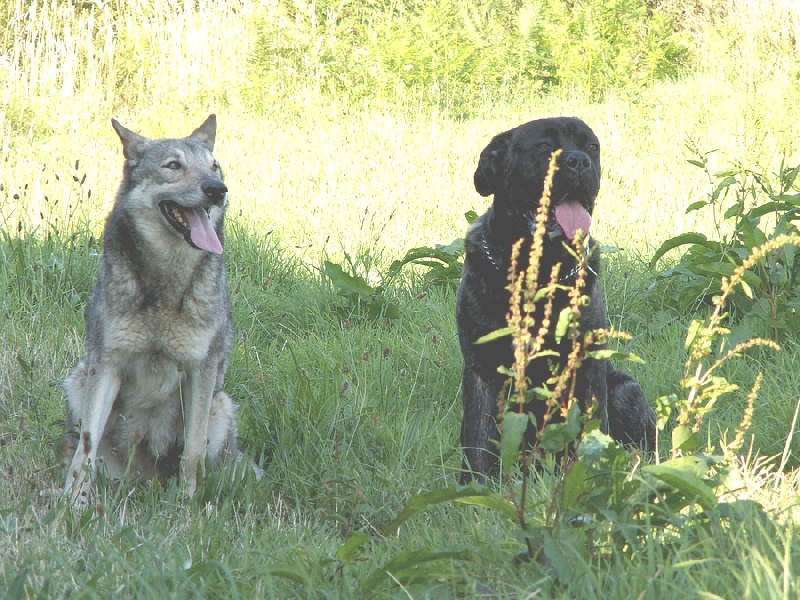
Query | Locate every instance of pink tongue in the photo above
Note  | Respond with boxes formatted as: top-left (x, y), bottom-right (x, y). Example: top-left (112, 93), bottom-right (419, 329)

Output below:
top-left (554, 201), bottom-right (591, 241)
top-left (184, 207), bottom-right (223, 254)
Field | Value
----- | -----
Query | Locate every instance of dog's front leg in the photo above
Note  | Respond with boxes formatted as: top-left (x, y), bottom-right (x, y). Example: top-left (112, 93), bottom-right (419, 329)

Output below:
top-left (181, 360), bottom-right (218, 499)
top-left (64, 362), bottom-right (120, 509)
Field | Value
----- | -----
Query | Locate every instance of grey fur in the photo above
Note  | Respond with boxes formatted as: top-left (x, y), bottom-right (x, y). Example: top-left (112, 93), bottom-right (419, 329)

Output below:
top-left (62, 115), bottom-right (257, 508)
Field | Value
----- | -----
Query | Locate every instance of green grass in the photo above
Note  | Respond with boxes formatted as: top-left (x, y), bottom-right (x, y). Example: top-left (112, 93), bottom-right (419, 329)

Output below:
top-left (2, 0), bottom-right (800, 597)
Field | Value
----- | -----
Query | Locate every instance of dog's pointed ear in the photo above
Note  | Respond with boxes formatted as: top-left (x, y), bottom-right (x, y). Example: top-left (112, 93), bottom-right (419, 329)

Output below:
top-left (189, 114), bottom-right (217, 151)
top-left (111, 119), bottom-right (147, 162)
top-left (474, 129), bottom-right (513, 197)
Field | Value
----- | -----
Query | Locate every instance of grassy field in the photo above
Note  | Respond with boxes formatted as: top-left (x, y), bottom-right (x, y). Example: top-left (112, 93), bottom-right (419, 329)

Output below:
top-left (2, 0), bottom-right (800, 597)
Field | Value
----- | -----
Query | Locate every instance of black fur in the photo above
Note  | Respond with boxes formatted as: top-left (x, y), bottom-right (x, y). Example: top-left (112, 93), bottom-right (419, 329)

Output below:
top-left (457, 117), bottom-right (656, 483)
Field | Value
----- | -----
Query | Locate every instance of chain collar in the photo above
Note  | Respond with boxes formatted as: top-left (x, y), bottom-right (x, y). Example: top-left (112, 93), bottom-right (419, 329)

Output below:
top-left (481, 232), bottom-right (503, 272)
top-left (561, 250), bottom-right (598, 282)
top-left (481, 230), bottom-right (596, 281)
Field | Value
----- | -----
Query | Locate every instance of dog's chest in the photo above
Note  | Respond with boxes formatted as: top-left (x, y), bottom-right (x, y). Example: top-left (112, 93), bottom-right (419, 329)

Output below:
top-left (111, 353), bottom-right (185, 456)
top-left (106, 306), bottom-right (220, 363)
top-left (101, 259), bottom-right (226, 362)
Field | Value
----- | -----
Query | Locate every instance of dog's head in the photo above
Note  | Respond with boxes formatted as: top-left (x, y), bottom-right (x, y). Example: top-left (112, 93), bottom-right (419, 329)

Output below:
top-left (474, 116), bottom-right (601, 243)
top-left (112, 115), bottom-right (227, 255)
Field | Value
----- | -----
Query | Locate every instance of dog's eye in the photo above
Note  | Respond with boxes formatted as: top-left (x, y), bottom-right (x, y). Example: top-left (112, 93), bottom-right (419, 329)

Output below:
top-left (212, 161), bottom-right (220, 172)
top-left (164, 160), bottom-right (182, 170)
top-left (536, 141), bottom-right (552, 151)
top-left (586, 143), bottom-right (600, 152)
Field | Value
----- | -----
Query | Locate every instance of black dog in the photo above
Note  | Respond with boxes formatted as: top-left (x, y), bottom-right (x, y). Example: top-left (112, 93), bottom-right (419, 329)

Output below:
top-left (457, 116), bottom-right (656, 483)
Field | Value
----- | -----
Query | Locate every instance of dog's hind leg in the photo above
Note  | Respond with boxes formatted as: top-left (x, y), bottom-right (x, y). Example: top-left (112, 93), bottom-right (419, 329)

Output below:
top-left (206, 390), bottom-right (238, 463)
top-left (460, 370), bottom-right (502, 484)
top-left (205, 391), bottom-right (265, 481)
top-left (607, 365), bottom-right (656, 452)
top-left (63, 360), bottom-right (121, 509)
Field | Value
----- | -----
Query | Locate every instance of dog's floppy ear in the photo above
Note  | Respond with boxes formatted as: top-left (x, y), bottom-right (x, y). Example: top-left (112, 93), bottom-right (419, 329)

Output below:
top-left (189, 114), bottom-right (217, 152)
top-left (473, 129), bottom-right (513, 197)
top-left (111, 119), bottom-right (147, 163)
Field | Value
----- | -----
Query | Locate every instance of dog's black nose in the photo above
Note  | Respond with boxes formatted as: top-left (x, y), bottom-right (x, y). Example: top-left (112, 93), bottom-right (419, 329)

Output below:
top-left (563, 151), bottom-right (592, 174)
top-left (202, 179), bottom-right (228, 206)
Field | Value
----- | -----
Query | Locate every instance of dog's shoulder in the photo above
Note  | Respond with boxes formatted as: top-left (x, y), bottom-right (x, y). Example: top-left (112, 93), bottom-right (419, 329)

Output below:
top-left (463, 212), bottom-right (488, 256)
top-left (462, 209), bottom-right (506, 273)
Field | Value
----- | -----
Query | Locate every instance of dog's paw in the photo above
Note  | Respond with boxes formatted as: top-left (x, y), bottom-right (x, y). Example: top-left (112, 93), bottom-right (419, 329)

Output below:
top-left (251, 463), bottom-right (265, 481)
top-left (71, 487), bottom-right (92, 511)
top-left (229, 450), bottom-right (265, 482)
top-left (183, 469), bottom-right (198, 500)
top-left (65, 454), bottom-right (95, 510)
top-left (65, 477), bottom-right (93, 511)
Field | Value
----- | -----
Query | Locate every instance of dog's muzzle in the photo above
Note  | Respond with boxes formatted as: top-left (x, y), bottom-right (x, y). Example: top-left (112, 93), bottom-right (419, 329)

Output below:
top-left (202, 179), bottom-right (228, 207)
top-left (159, 196), bottom-right (224, 255)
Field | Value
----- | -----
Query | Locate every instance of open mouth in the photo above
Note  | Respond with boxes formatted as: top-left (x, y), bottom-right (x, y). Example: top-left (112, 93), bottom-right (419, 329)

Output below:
top-left (553, 200), bottom-right (591, 242)
top-left (525, 200), bottom-right (591, 243)
top-left (159, 201), bottom-right (223, 255)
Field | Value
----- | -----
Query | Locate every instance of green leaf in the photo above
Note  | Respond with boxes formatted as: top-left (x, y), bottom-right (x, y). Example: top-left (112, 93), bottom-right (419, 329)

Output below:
top-left (576, 428), bottom-right (616, 464)
top-left (686, 159), bottom-right (706, 168)
top-left (689, 261), bottom-right (736, 278)
top-left (586, 349), bottom-right (645, 364)
top-left (16, 353), bottom-right (32, 377)
top-left (685, 319), bottom-right (703, 351)
top-left (723, 202), bottom-right (746, 220)
top-left (453, 495), bottom-right (519, 522)
top-left (386, 243), bottom-right (462, 277)
top-left (370, 297), bottom-right (401, 320)
top-left (562, 459), bottom-right (587, 510)
top-left (736, 217), bottom-right (768, 249)
top-left (322, 261), bottom-right (374, 298)
top-left (655, 394), bottom-right (677, 430)
top-left (768, 192), bottom-right (800, 205)
top-left (650, 233), bottom-right (716, 267)
top-left (501, 412), bottom-right (529, 477)
top-left (643, 458), bottom-right (717, 510)
top-left (685, 200), bottom-right (707, 213)
top-left (554, 307), bottom-right (573, 344)
top-left (368, 549), bottom-right (473, 588)
top-left (266, 568), bottom-right (309, 584)
top-left (539, 403), bottom-right (581, 453)
top-left (747, 201), bottom-right (782, 219)
top-left (541, 527), bottom-right (591, 585)
top-left (384, 483), bottom-right (513, 534)
top-left (336, 533), bottom-right (368, 563)
top-left (465, 210), bottom-right (479, 224)
top-left (474, 327), bottom-right (513, 344)
top-left (688, 262), bottom-right (762, 288)
top-left (671, 425), bottom-right (697, 452)
top-left (710, 175), bottom-right (739, 201)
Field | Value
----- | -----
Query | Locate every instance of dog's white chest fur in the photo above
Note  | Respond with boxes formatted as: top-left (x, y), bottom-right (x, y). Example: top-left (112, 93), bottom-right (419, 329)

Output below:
top-left (107, 306), bottom-right (218, 364)
top-left (111, 353), bottom-right (185, 456)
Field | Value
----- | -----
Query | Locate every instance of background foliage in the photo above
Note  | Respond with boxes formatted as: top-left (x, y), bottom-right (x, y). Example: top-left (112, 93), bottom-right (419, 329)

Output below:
top-left (2, 0), bottom-right (800, 597)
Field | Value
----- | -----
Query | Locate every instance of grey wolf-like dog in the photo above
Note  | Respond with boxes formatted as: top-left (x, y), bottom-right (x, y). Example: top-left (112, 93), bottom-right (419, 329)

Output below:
top-left (62, 115), bottom-right (252, 508)
top-left (457, 116), bottom-right (656, 483)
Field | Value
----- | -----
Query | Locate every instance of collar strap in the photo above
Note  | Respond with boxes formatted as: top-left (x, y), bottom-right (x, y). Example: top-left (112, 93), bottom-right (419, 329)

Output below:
top-left (481, 233), bottom-right (504, 272)
top-left (561, 253), bottom-right (597, 282)
top-left (481, 230), bottom-right (595, 282)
